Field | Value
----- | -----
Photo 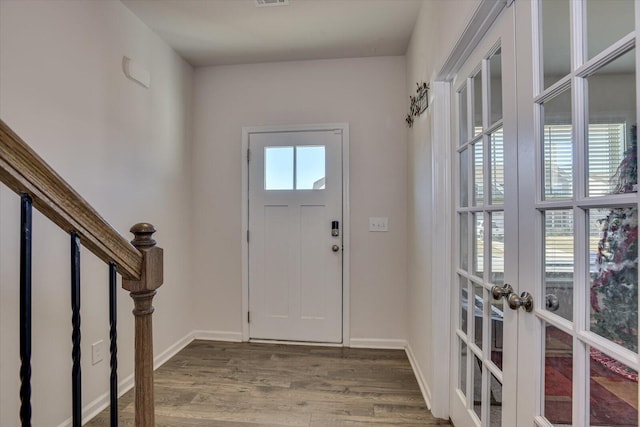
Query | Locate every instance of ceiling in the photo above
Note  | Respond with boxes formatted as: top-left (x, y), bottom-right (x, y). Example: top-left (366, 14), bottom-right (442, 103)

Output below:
top-left (121, 0), bottom-right (423, 67)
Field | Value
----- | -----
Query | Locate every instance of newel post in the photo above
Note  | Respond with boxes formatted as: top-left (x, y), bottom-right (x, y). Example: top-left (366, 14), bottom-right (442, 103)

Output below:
top-left (122, 223), bottom-right (163, 427)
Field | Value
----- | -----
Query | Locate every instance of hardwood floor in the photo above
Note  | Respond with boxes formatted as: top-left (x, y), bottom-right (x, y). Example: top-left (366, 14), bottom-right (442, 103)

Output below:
top-left (86, 340), bottom-right (451, 426)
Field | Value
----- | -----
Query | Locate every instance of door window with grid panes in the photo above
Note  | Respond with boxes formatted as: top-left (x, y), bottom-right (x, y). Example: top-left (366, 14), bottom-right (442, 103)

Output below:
top-left (453, 10), bottom-right (519, 421)
top-left (521, 0), bottom-right (639, 425)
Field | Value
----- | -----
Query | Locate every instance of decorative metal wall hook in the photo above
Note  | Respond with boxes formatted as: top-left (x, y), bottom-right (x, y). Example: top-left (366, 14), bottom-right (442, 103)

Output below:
top-left (406, 82), bottom-right (429, 128)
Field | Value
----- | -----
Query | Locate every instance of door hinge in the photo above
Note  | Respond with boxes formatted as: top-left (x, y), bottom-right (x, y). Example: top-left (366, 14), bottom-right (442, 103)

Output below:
top-left (247, 148), bottom-right (251, 162)
top-left (247, 230), bottom-right (250, 242)
top-left (247, 311), bottom-right (251, 323)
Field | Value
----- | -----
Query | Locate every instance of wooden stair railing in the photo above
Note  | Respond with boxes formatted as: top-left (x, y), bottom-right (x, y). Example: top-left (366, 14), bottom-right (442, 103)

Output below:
top-left (0, 119), bottom-right (163, 427)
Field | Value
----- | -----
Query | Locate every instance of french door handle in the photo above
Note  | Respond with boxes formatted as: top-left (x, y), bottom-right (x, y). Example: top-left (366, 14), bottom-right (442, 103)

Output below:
top-left (491, 283), bottom-right (514, 300)
top-left (508, 292), bottom-right (534, 312)
top-left (545, 294), bottom-right (559, 311)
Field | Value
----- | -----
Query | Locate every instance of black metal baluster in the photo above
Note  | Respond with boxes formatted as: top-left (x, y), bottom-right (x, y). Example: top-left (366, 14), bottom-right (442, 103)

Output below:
top-left (19, 194), bottom-right (32, 427)
top-left (109, 262), bottom-right (118, 427)
top-left (70, 233), bottom-right (81, 427)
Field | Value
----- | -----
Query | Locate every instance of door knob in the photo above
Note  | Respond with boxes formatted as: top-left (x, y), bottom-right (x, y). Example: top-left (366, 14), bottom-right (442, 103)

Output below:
top-left (332, 244), bottom-right (340, 252)
top-left (545, 294), bottom-right (559, 311)
top-left (508, 292), bottom-right (534, 312)
top-left (491, 283), bottom-right (513, 300)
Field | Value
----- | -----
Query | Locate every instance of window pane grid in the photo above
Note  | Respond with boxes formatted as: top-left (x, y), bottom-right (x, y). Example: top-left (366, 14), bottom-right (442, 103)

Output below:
top-left (536, 1), bottom-right (640, 425)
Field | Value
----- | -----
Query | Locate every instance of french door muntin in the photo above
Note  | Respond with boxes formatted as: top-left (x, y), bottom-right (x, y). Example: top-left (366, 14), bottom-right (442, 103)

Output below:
top-left (452, 7), bottom-right (518, 425)
top-left (518, 0), bottom-right (640, 425)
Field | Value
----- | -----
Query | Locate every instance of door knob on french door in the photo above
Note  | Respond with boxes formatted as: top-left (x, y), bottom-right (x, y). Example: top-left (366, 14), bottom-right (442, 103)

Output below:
top-left (508, 292), bottom-right (534, 312)
top-left (332, 244), bottom-right (340, 252)
top-left (491, 283), bottom-right (514, 300)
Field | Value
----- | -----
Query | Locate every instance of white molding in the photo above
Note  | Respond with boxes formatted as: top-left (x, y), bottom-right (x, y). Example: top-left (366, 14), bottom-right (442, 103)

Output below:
top-left (348, 338), bottom-right (406, 350)
top-left (61, 332), bottom-right (196, 427)
top-left (249, 339), bottom-right (343, 347)
top-left (242, 126), bottom-right (250, 342)
top-left (153, 332), bottom-right (196, 368)
top-left (193, 330), bottom-right (243, 342)
top-left (405, 342), bottom-right (433, 410)
top-left (437, 0), bottom-right (507, 81)
top-left (429, 81), bottom-right (452, 420)
top-left (241, 123), bottom-right (351, 344)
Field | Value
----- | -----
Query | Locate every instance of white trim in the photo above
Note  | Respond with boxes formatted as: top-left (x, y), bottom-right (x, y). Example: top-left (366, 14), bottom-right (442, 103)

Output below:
top-left (348, 338), bottom-right (406, 349)
top-left (405, 342), bottom-right (433, 410)
top-left (249, 339), bottom-right (344, 347)
top-left (437, 0), bottom-right (508, 81)
top-left (241, 123), bottom-right (350, 344)
top-left (193, 330), bottom-right (243, 342)
top-left (153, 332), bottom-right (196, 368)
top-left (62, 332), bottom-right (196, 427)
top-left (430, 81), bottom-right (452, 420)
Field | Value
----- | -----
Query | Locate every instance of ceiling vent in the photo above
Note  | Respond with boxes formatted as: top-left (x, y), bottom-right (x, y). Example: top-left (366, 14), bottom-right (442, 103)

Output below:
top-left (255, 0), bottom-right (289, 7)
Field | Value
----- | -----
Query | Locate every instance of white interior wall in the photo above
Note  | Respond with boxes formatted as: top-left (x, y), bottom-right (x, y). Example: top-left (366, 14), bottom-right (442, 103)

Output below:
top-left (192, 56), bottom-right (408, 343)
top-left (0, 0), bottom-right (494, 423)
top-left (404, 0), bottom-right (482, 418)
top-left (0, 1), bottom-right (194, 425)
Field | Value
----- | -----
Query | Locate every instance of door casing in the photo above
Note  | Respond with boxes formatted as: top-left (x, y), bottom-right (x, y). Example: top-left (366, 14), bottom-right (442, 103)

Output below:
top-left (241, 123), bottom-right (350, 344)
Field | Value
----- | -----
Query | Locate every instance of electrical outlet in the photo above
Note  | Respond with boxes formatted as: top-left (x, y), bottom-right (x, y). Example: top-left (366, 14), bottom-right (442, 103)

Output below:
top-left (92, 340), bottom-right (104, 365)
top-left (369, 217), bottom-right (389, 232)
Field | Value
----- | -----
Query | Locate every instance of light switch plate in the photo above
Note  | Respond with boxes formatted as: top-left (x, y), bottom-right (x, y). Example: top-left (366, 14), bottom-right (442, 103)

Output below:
top-left (369, 217), bottom-right (388, 232)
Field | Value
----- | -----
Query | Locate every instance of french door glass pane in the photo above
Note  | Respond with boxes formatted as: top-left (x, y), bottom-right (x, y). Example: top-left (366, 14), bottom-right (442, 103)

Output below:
top-left (461, 148), bottom-right (469, 207)
top-left (474, 212), bottom-right (484, 277)
top-left (460, 213), bottom-right (469, 271)
top-left (586, 48), bottom-right (636, 197)
top-left (490, 211), bottom-right (505, 285)
top-left (460, 340), bottom-right (468, 398)
top-left (460, 276), bottom-right (468, 334)
top-left (490, 49), bottom-right (503, 124)
top-left (473, 142), bottom-right (484, 205)
top-left (544, 210), bottom-right (574, 321)
top-left (543, 90), bottom-right (573, 200)
top-left (489, 374), bottom-right (502, 427)
top-left (473, 354), bottom-right (482, 420)
top-left (543, 324), bottom-right (573, 426)
top-left (589, 346), bottom-right (638, 426)
top-left (541, 0), bottom-right (571, 89)
top-left (473, 284), bottom-right (484, 349)
top-left (587, 0), bottom-right (635, 60)
top-left (490, 297), bottom-right (503, 370)
top-left (490, 128), bottom-right (504, 204)
top-left (460, 87), bottom-right (469, 144)
top-left (473, 72), bottom-right (483, 136)
top-left (589, 207), bottom-right (638, 352)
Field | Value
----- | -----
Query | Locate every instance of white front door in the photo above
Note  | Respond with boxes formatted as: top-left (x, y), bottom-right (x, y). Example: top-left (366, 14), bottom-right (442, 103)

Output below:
top-left (450, 4), bottom-right (518, 426)
top-left (248, 129), bottom-right (343, 343)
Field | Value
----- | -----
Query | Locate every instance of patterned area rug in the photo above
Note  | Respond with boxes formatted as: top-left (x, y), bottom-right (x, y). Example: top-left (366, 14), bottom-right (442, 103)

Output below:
top-left (544, 327), bottom-right (637, 426)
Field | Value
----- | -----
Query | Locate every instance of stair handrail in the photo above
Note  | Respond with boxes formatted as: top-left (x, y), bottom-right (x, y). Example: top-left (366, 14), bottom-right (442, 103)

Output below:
top-left (0, 118), bottom-right (162, 427)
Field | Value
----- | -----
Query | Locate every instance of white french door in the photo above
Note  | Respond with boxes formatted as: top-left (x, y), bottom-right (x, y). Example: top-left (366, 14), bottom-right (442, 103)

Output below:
top-left (452, 0), bottom-right (640, 426)
top-left (248, 129), bottom-right (343, 343)
top-left (450, 4), bottom-right (518, 426)
top-left (516, 0), bottom-right (640, 425)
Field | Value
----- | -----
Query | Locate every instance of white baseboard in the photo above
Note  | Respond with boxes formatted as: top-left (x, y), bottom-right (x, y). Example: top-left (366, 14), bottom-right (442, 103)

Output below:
top-left (58, 332), bottom-right (196, 427)
top-left (193, 330), bottom-right (243, 342)
top-left (349, 338), bottom-right (407, 349)
top-left (405, 342), bottom-right (432, 410)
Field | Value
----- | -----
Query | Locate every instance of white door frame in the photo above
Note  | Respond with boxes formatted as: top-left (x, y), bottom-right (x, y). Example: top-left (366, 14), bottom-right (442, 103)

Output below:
top-left (241, 123), bottom-right (350, 344)
top-left (430, 0), bottom-right (508, 419)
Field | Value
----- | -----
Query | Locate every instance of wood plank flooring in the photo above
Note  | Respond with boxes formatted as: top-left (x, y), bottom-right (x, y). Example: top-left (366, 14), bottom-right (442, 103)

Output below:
top-left (86, 340), bottom-right (451, 426)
